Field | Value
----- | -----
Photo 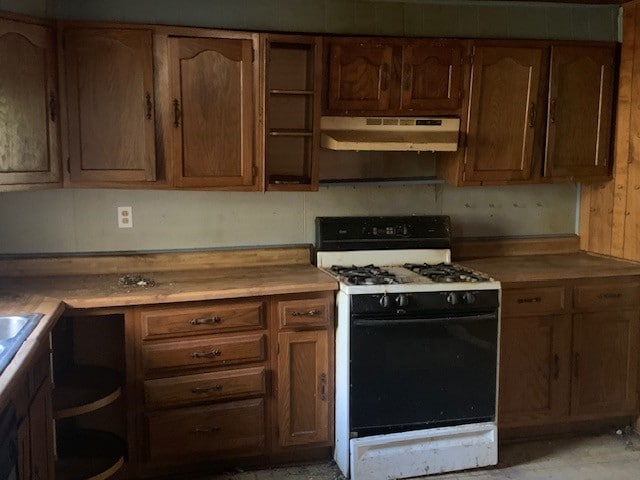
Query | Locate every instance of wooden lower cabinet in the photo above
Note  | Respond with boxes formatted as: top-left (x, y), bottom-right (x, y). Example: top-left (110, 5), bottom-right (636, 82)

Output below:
top-left (135, 291), bottom-right (335, 474)
top-left (499, 280), bottom-right (640, 433)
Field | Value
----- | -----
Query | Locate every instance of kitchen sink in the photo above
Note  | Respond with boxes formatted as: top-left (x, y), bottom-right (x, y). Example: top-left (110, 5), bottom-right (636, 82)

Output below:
top-left (0, 314), bottom-right (43, 375)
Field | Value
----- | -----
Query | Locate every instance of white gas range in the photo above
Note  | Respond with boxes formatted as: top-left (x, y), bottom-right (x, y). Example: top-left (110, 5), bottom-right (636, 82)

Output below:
top-left (316, 216), bottom-right (501, 480)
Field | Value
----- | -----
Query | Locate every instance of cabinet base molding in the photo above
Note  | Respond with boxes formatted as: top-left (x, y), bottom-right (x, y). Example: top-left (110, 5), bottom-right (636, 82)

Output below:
top-left (499, 415), bottom-right (635, 443)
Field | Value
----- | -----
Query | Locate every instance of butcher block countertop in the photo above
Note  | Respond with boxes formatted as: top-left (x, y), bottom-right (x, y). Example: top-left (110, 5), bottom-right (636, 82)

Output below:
top-left (462, 252), bottom-right (640, 284)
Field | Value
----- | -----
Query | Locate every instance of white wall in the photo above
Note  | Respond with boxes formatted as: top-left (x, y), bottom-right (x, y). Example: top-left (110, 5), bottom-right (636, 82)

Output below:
top-left (0, 183), bottom-right (576, 254)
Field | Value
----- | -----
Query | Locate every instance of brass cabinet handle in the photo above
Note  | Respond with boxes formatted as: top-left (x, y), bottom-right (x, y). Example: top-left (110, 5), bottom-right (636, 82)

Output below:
top-left (553, 354), bottom-right (560, 380)
top-left (194, 426), bottom-right (220, 434)
top-left (380, 63), bottom-right (390, 91)
top-left (145, 92), bottom-right (153, 120)
top-left (516, 297), bottom-right (541, 304)
top-left (402, 63), bottom-right (412, 91)
top-left (550, 98), bottom-right (557, 123)
top-left (173, 99), bottom-right (181, 127)
top-left (190, 316), bottom-right (221, 325)
top-left (190, 348), bottom-right (221, 358)
top-left (320, 372), bottom-right (327, 401)
top-left (528, 102), bottom-right (536, 128)
top-left (598, 292), bottom-right (622, 299)
top-left (49, 93), bottom-right (57, 122)
top-left (192, 384), bottom-right (222, 394)
top-left (291, 309), bottom-right (321, 317)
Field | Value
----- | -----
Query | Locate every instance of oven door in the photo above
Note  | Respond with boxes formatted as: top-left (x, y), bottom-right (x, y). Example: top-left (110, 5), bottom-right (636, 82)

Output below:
top-left (349, 311), bottom-right (498, 437)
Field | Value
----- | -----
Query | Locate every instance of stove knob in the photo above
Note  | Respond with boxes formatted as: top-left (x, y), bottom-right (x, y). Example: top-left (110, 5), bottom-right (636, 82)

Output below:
top-left (395, 294), bottom-right (409, 307)
top-left (463, 292), bottom-right (476, 304)
top-left (379, 294), bottom-right (392, 308)
top-left (446, 292), bottom-right (460, 305)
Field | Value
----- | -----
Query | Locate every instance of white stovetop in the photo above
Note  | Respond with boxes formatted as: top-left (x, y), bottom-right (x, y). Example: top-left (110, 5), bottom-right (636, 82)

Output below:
top-left (316, 249), bottom-right (501, 295)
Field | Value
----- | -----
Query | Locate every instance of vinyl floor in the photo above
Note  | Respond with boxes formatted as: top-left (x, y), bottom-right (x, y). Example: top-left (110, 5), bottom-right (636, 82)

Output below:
top-left (195, 429), bottom-right (640, 480)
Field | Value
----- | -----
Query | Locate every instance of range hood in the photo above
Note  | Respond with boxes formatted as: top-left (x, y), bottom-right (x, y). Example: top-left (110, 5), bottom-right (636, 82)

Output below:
top-left (320, 116), bottom-right (460, 152)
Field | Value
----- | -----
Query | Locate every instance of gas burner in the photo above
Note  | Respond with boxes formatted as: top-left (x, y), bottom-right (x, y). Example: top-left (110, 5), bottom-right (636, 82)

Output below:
top-left (330, 265), bottom-right (401, 285)
top-left (404, 263), bottom-right (490, 283)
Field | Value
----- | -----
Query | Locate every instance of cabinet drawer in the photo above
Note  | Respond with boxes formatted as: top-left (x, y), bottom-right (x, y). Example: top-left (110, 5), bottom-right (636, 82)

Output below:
top-left (574, 283), bottom-right (640, 310)
top-left (146, 398), bottom-right (265, 460)
top-left (501, 287), bottom-right (566, 317)
top-left (278, 296), bottom-right (332, 329)
top-left (140, 301), bottom-right (265, 339)
top-left (142, 333), bottom-right (266, 375)
top-left (144, 366), bottom-right (266, 409)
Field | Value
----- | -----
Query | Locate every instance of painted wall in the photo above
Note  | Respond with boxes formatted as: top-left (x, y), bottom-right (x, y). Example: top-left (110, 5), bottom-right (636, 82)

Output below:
top-left (0, 0), bottom-right (615, 254)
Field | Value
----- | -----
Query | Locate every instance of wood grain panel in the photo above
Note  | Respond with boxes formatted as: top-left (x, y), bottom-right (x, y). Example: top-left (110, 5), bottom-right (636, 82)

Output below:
top-left (464, 46), bottom-right (544, 182)
top-left (0, 19), bottom-right (59, 186)
top-left (277, 330), bottom-right (329, 446)
top-left (501, 286), bottom-right (566, 317)
top-left (499, 315), bottom-right (571, 426)
top-left (571, 310), bottom-right (640, 416)
top-left (574, 283), bottom-right (640, 310)
top-left (545, 46), bottom-right (614, 179)
top-left (146, 398), bottom-right (265, 460)
top-left (144, 366), bottom-right (265, 409)
top-left (142, 333), bottom-right (265, 376)
top-left (278, 296), bottom-right (331, 329)
top-left (169, 36), bottom-right (255, 188)
top-left (140, 300), bottom-right (265, 339)
top-left (63, 28), bottom-right (156, 183)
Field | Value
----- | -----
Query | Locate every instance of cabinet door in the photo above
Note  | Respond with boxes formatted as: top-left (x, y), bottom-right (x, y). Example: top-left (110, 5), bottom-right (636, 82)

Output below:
top-left (0, 19), bottom-right (60, 186)
top-left (64, 28), bottom-right (156, 183)
top-left (499, 315), bottom-right (571, 426)
top-left (326, 40), bottom-right (394, 112)
top-left (169, 36), bottom-right (255, 188)
top-left (571, 310), bottom-right (640, 417)
top-left (277, 330), bottom-right (329, 446)
top-left (545, 45), bottom-right (614, 179)
top-left (29, 381), bottom-right (54, 480)
top-left (17, 418), bottom-right (30, 480)
top-left (464, 46), bottom-right (544, 183)
top-left (400, 41), bottom-right (463, 112)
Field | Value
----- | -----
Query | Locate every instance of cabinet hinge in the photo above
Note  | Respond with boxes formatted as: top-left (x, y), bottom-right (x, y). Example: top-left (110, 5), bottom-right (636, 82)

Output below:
top-left (252, 48), bottom-right (255, 62)
top-left (466, 54), bottom-right (474, 65)
top-left (277, 342), bottom-right (280, 355)
top-left (252, 165), bottom-right (258, 178)
top-left (67, 157), bottom-right (71, 174)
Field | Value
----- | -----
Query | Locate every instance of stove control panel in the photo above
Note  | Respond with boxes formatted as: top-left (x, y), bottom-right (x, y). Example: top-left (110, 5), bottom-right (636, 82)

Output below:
top-left (352, 290), bottom-right (499, 315)
top-left (378, 294), bottom-right (410, 308)
top-left (446, 291), bottom-right (477, 305)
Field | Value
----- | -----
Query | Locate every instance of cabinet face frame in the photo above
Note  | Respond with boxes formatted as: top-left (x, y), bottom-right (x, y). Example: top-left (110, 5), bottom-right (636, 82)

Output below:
top-left (0, 17), bottom-right (60, 187)
top-left (61, 27), bottom-right (157, 184)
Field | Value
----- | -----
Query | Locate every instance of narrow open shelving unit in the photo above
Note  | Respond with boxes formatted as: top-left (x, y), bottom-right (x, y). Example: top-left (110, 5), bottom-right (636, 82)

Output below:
top-left (264, 35), bottom-right (322, 191)
top-left (52, 314), bottom-right (127, 480)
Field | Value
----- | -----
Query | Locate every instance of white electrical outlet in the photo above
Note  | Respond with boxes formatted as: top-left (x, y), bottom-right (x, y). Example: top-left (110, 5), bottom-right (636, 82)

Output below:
top-left (117, 206), bottom-right (133, 228)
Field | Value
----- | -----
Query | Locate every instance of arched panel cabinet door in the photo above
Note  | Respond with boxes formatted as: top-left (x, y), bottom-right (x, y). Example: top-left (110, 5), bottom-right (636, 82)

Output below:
top-left (545, 45), bottom-right (615, 180)
top-left (0, 18), bottom-right (60, 188)
top-left (63, 28), bottom-right (156, 184)
top-left (167, 35), bottom-right (257, 189)
top-left (464, 45), bottom-right (546, 184)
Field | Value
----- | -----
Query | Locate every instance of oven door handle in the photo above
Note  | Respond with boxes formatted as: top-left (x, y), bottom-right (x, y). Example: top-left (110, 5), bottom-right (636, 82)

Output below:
top-left (353, 313), bottom-right (497, 327)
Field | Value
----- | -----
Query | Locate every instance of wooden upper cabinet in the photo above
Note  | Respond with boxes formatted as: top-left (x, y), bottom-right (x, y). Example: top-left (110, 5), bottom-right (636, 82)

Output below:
top-left (63, 28), bottom-right (156, 183)
top-left (545, 45), bottom-right (615, 179)
top-left (0, 18), bottom-right (60, 187)
top-left (464, 45), bottom-right (545, 183)
top-left (168, 36), bottom-right (256, 189)
top-left (325, 38), bottom-right (464, 115)
top-left (327, 40), bottom-right (393, 113)
top-left (400, 41), bottom-right (463, 111)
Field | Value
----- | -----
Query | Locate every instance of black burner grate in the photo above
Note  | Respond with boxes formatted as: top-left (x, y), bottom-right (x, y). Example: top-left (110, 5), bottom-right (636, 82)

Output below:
top-left (404, 263), bottom-right (490, 283)
top-left (330, 265), bottom-right (401, 285)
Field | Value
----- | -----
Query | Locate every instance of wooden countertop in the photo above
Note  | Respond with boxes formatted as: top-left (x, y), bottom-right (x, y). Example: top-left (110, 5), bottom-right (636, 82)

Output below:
top-left (0, 264), bottom-right (338, 310)
top-left (462, 252), bottom-right (640, 284)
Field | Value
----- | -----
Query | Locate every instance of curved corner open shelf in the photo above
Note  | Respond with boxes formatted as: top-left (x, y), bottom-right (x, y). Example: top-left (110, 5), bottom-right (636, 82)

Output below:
top-left (53, 365), bottom-right (122, 419)
top-left (56, 428), bottom-right (125, 480)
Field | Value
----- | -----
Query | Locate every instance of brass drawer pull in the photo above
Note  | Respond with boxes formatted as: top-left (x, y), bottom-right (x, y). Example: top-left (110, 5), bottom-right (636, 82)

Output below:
top-left (194, 426), bottom-right (220, 434)
top-left (598, 292), bottom-right (622, 299)
top-left (320, 373), bottom-right (327, 401)
top-left (190, 349), bottom-right (221, 359)
top-left (517, 297), bottom-right (541, 304)
top-left (291, 309), bottom-right (321, 317)
top-left (192, 384), bottom-right (223, 394)
top-left (190, 316), bottom-right (221, 325)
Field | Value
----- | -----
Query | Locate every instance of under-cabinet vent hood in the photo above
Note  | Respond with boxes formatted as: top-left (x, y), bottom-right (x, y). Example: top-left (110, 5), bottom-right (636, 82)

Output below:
top-left (320, 116), bottom-right (460, 152)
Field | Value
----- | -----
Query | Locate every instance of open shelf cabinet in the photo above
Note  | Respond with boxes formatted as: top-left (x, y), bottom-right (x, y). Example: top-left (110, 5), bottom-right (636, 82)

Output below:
top-left (263, 34), bottom-right (322, 191)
